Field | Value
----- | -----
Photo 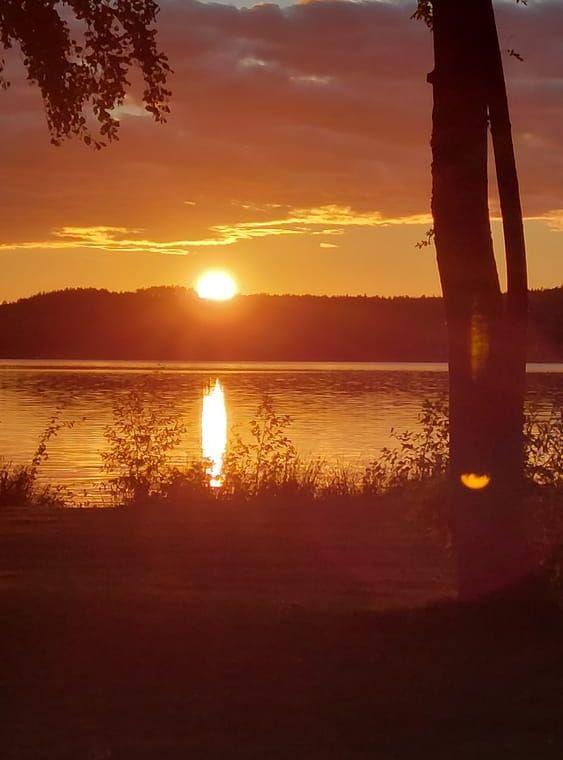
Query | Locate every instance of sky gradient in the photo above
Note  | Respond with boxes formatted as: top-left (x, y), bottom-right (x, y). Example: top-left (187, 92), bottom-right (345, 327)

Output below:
top-left (1, 0), bottom-right (562, 300)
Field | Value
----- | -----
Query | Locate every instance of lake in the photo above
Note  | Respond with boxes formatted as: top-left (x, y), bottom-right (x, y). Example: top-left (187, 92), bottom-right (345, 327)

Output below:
top-left (0, 360), bottom-right (561, 503)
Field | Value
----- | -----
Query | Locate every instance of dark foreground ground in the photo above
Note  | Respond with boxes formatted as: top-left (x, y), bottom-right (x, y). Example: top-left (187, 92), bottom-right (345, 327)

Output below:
top-left (2, 499), bottom-right (563, 759)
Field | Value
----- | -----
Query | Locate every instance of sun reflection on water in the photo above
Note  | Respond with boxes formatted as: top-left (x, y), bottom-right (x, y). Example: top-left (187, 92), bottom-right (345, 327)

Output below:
top-left (202, 379), bottom-right (227, 488)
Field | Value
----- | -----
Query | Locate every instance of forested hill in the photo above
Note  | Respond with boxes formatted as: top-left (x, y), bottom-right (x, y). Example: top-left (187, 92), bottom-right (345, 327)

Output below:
top-left (0, 286), bottom-right (561, 362)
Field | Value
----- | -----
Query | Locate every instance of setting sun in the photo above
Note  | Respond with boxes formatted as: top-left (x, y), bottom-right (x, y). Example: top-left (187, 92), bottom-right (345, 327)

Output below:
top-left (196, 270), bottom-right (237, 301)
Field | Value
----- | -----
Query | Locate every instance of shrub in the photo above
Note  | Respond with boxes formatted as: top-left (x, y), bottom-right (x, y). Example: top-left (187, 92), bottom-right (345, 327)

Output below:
top-left (102, 381), bottom-right (186, 505)
top-left (164, 460), bottom-right (213, 503)
top-left (0, 413), bottom-right (72, 508)
top-left (99, 386), bottom-right (561, 521)
top-left (362, 400), bottom-right (449, 494)
top-left (360, 399), bottom-right (560, 496)
top-left (525, 406), bottom-right (562, 488)
top-left (221, 395), bottom-right (300, 498)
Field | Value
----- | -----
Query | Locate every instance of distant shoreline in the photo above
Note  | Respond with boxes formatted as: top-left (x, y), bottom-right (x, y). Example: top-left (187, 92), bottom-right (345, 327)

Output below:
top-left (1, 286), bottom-right (561, 362)
top-left (0, 359), bottom-right (562, 373)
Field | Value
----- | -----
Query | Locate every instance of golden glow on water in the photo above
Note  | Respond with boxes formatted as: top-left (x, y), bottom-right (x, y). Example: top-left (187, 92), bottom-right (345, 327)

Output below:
top-left (1, 361), bottom-right (557, 504)
top-left (460, 473), bottom-right (491, 490)
top-left (202, 379), bottom-right (227, 488)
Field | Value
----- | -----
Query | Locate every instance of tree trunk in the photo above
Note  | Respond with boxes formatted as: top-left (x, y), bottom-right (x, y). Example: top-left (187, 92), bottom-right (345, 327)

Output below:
top-left (484, 0), bottom-right (528, 508)
top-left (430, 0), bottom-right (530, 599)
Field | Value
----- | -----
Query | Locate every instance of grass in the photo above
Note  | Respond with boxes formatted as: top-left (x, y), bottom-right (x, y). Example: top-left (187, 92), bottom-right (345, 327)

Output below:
top-left (2, 499), bottom-right (563, 758)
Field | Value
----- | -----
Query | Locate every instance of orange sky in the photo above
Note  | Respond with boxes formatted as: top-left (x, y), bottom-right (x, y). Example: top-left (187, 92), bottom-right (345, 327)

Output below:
top-left (0, 0), bottom-right (561, 300)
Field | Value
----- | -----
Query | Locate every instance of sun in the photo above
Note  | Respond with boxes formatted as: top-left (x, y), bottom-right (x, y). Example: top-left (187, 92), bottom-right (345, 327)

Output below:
top-left (195, 270), bottom-right (238, 301)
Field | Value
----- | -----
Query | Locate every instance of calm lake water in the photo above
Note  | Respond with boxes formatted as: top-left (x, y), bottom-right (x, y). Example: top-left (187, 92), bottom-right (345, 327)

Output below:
top-left (0, 360), bottom-right (561, 503)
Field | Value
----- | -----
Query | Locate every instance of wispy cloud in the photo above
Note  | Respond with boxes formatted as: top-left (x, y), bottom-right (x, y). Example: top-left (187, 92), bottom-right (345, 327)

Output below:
top-left (0, 206), bottom-right (434, 255)
top-left (534, 210), bottom-right (563, 231)
top-left (1, 200), bottom-right (559, 259)
top-left (0, 226), bottom-right (208, 256)
top-left (217, 205), bottom-right (434, 233)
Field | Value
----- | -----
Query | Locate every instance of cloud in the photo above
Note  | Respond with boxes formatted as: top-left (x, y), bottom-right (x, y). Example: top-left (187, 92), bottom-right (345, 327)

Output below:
top-left (2, 0), bottom-right (562, 231)
top-left (148, 0), bottom-right (563, 220)
top-left (0, 0), bottom-right (562, 296)
top-left (0, 0), bottom-right (435, 249)
top-left (532, 210), bottom-right (563, 232)
top-left (0, 205), bottom-right (435, 255)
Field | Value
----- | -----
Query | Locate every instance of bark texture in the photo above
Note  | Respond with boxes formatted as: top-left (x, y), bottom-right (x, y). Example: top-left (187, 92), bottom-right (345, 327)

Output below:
top-left (430, 0), bottom-right (530, 599)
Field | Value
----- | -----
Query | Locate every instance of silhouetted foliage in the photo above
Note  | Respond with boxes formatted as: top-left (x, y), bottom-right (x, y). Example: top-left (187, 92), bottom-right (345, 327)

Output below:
top-left (413, 0), bottom-right (527, 28)
top-left (525, 407), bottom-right (563, 489)
top-left (0, 286), bottom-right (560, 362)
top-left (0, 1), bottom-right (170, 146)
top-left (222, 396), bottom-right (300, 498)
top-left (412, 0), bottom-right (433, 27)
top-left (363, 400), bottom-right (449, 495)
top-left (0, 411), bottom-right (72, 508)
top-left (102, 380), bottom-right (185, 504)
top-left (99, 387), bottom-right (561, 516)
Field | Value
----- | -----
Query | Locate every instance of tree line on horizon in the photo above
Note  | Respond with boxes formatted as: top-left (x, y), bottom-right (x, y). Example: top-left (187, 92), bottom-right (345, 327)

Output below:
top-left (0, 286), bottom-right (560, 363)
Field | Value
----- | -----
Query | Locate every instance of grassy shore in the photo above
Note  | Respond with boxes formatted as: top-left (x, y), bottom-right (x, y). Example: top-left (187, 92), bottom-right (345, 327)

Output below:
top-left (3, 499), bottom-right (563, 759)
